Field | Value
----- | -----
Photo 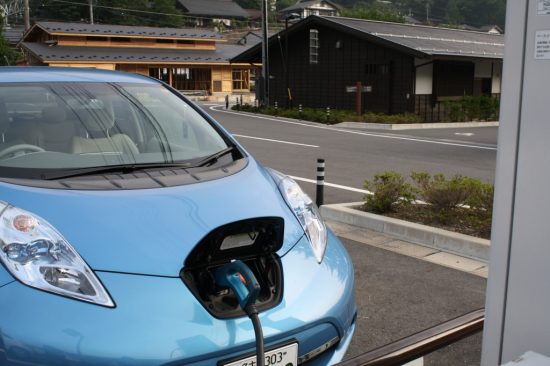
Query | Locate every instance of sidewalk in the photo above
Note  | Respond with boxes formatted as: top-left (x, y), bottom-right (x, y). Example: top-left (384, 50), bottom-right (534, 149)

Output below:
top-left (204, 104), bottom-right (499, 131)
top-left (328, 220), bottom-right (489, 278)
top-left (334, 121), bottom-right (499, 131)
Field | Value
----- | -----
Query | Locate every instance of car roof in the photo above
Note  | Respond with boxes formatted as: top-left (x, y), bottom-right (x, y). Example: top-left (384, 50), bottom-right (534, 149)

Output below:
top-left (0, 66), bottom-right (159, 84)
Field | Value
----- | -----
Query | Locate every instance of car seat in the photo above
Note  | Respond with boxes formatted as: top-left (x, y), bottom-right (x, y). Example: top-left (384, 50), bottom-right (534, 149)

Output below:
top-left (72, 106), bottom-right (139, 156)
top-left (39, 106), bottom-right (77, 152)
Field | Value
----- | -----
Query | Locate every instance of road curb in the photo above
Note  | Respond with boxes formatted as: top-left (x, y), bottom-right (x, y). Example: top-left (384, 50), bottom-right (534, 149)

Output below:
top-left (208, 106), bottom-right (499, 131)
top-left (321, 202), bottom-right (490, 262)
top-left (334, 121), bottom-right (499, 130)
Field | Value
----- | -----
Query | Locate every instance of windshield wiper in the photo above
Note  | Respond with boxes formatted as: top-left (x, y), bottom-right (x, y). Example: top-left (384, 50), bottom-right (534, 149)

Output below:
top-left (42, 162), bottom-right (192, 180)
top-left (191, 146), bottom-right (235, 168)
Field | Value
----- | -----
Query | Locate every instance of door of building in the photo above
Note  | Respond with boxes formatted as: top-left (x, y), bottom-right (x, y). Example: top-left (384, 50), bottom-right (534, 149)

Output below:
top-left (363, 63), bottom-right (392, 114)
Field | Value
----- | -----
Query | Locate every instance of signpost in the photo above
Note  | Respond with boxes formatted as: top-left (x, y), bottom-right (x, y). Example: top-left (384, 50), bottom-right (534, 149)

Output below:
top-left (346, 82), bottom-right (372, 120)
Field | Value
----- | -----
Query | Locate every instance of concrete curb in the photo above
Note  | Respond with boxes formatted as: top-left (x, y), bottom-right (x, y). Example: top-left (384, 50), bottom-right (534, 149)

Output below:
top-left (321, 202), bottom-right (490, 262)
top-left (206, 106), bottom-right (499, 131)
top-left (334, 121), bottom-right (499, 130)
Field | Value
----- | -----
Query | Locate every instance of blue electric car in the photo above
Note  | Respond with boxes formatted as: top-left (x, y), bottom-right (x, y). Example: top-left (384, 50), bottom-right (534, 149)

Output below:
top-left (0, 67), bottom-right (356, 365)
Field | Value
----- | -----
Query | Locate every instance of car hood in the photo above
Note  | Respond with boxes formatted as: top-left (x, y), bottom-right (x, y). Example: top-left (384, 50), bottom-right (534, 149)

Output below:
top-left (0, 159), bottom-right (305, 277)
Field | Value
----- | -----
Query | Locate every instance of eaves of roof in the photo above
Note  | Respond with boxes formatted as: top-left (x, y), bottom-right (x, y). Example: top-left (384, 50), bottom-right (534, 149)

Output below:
top-left (20, 42), bottom-right (250, 64)
top-left (22, 21), bottom-right (223, 42)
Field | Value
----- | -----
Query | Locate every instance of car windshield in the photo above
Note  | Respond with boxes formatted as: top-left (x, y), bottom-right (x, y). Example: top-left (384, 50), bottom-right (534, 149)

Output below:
top-left (0, 82), bottom-right (229, 177)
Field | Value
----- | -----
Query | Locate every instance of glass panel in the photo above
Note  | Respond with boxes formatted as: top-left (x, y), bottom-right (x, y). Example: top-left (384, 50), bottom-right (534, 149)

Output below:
top-left (0, 83), bottom-right (228, 175)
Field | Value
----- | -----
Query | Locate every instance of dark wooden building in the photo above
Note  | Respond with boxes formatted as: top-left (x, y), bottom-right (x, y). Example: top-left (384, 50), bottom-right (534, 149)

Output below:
top-left (232, 16), bottom-right (504, 121)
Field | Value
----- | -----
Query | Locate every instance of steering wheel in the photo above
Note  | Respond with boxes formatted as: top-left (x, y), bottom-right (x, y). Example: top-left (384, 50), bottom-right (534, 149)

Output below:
top-left (0, 144), bottom-right (46, 160)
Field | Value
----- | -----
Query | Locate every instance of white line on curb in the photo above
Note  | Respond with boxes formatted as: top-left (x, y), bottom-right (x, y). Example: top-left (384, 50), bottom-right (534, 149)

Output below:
top-left (233, 134), bottom-right (319, 148)
top-left (289, 175), bottom-right (372, 194)
top-left (209, 106), bottom-right (497, 151)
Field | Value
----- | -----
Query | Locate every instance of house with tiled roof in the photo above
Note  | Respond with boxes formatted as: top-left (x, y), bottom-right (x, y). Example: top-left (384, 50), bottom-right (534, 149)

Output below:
top-left (177, 0), bottom-right (249, 27)
top-left (280, 0), bottom-right (341, 19)
top-left (232, 15), bottom-right (504, 121)
top-left (18, 21), bottom-right (257, 99)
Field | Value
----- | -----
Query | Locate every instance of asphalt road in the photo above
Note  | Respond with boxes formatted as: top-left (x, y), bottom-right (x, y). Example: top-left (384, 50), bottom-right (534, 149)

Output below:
top-left (202, 104), bottom-right (498, 204)
top-left (341, 238), bottom-right (486, 365)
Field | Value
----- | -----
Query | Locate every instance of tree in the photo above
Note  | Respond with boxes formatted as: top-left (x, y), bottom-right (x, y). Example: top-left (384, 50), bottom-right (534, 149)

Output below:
top-left (29, 0), bottom-right (184, 27)
top-left (234, 0), bottom-right (260, 10)
top-left (341, 2), bottom-right (405, 23)
top-left (0, 15), bottom-right (20, 66)
top-left (30, 0), bottom-right (88, 22)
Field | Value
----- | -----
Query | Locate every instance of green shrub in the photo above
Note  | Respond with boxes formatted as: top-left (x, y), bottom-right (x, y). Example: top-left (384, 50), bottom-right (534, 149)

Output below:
top-left (411, 172), bottom-right (478, 224)
top-left (465, 182), bottom-right (495, 236)
top-left (443, 100), bottom-right (465, 122)
top-left (363, 172), bottom-right (416, 214)
top-left (443, 96), bottom-right (499, 122)
top-left (362, 112), bottom-right (421, 124)
top-left (232, 105), bottom-right (425, 124)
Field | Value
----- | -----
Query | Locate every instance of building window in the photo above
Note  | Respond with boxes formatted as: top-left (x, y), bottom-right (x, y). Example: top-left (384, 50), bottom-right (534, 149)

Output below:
top-left (365, 64), bottom-right (389, 75)
top-left (232, 69), bottom-right (250, 90)
top-left (111, 37), bottom-right (131, 43)
top-left (152, 67), bottom-right (211, 92)
top-left (309, 29), bottom-right (319, 64)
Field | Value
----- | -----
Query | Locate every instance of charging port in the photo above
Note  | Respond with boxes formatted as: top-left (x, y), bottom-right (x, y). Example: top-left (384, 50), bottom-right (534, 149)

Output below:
top-left (181, 217), bottom-right (285, 319)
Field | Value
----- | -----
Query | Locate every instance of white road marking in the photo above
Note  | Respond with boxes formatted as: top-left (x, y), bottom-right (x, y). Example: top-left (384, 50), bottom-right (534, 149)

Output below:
top-left (455, 132), bottom-right (475, 136)
top-left (289, 175), bottom-right (372, 194)
top-left (233, 134), bottom-right (319, 148)
top-left (209, 106), bottom-right (497, 151)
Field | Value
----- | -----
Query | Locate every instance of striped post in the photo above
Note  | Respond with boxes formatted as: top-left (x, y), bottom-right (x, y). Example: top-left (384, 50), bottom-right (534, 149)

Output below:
top-left (316, 158), bottom-right (325, 207)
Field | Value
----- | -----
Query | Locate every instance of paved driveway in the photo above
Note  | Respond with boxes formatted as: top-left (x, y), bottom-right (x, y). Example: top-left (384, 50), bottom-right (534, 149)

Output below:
top-left (339, 236), bottom-right (486, 365)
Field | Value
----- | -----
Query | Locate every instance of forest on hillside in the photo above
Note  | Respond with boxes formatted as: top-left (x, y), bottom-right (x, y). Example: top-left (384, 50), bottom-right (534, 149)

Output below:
top-left (24, 0), bottom-right (507, 29)
top-left (242, 0), bottom-right (506, 28)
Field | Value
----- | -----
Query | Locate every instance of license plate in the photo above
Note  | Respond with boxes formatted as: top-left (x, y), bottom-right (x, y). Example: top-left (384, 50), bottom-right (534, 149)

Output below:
top-left (223, 343), bottom-right (298, 366)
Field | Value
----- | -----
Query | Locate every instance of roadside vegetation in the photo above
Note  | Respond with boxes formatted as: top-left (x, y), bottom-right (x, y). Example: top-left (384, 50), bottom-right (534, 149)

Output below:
top-left (0, 16), bottom-right (21, 66)
top-left (442, 95), bottom-right (500, 122)
top-left (232, 104), bottom-right (421, 124)
top-left (233, 96), bottom-right (499, 124)
top-left (362, 171), bottom-right (494, 239)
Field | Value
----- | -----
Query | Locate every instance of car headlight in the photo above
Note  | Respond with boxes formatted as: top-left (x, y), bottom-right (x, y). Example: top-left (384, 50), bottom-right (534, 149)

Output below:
top-left (0, 203), bottom-right (114, 307)
top-left (269, 170), bottom-right (327, 263)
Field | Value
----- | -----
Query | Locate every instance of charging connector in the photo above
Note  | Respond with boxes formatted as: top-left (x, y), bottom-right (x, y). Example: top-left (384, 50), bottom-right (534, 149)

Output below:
top-left (214, 260), bottom-right (265, 366)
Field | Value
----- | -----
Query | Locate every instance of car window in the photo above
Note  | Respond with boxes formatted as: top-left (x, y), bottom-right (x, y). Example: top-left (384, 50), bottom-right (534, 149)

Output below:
top-left (0, 82), bottom-right (229, 175)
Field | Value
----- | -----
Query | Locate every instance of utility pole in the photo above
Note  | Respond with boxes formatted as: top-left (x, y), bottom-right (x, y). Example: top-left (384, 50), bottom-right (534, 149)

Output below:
top-left (261, 0), bottom-right (269, 106)
top-left (23, 0), bottom-right (29, 30)
top-left (88, 0), bottom-right (94, 24)
top-left (425, 2), bottom-right (429, 24)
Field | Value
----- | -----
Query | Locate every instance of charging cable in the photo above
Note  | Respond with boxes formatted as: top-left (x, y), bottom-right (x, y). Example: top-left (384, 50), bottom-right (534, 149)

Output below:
top-left (214, 260), bottom-right (265, 366)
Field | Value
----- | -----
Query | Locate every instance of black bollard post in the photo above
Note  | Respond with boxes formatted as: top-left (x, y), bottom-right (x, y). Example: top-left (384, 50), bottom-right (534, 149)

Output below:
top-left (316, 158), bottom-right (325, 207)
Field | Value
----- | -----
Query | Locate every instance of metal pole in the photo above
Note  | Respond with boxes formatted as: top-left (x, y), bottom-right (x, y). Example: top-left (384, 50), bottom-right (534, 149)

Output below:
top-left (261, 0), bottom-right (269, 106)
top-left (335, 309), bottom-right (484, 366)
top-left (356, 81), bottom-right (363, 118)
top-left (88, 0), bottom-right (94, 24)
top-left (285, 18), bottom-right (289, 108)
top-left (316, 158), bottom-right (325, 207)
top-left (23, 0), bottom-right (30, 31)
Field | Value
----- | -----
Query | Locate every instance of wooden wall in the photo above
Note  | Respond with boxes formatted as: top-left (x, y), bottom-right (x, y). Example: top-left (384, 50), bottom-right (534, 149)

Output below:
top-left (49, 63), bottom-right (116, 70)
top-left (56, 35), bottom-right (216, 50)
top-left (433, 60), bottom-right (475, 98)
top-left (269, 23), bottom-right (415, 114)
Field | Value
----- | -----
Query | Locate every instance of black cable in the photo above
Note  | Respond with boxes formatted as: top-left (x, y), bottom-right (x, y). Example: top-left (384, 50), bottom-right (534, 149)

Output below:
top-left (246, 305), bottom-right (265, 366)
